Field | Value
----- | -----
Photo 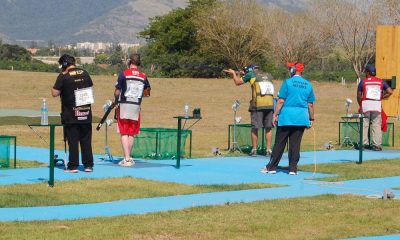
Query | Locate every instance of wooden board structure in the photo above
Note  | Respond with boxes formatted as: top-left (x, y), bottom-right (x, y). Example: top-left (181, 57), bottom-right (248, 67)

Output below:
top-left (377, 25), bottom-right (400, 117)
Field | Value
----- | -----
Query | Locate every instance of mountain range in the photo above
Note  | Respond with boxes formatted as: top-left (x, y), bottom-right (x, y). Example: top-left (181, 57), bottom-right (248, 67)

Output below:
top-left (0, 0), bottom-right (305, 45)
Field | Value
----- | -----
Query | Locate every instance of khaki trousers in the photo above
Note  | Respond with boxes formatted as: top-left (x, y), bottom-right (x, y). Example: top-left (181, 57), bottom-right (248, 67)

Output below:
top-left (363, 111), bottom-right (382, 147)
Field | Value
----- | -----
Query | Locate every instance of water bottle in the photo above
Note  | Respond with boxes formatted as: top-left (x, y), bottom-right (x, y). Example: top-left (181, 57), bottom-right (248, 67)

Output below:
top-left (184, 103), bottom-right (189, 118)
top-left (40, 98), bottom-right (48, 125)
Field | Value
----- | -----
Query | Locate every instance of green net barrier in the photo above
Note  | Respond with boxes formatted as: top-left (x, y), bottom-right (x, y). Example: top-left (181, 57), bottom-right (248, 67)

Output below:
top-left (0, 136), bottom-right (16, 168)
top-left (228, 124), bottom-right (276, 154)
top-left (338, 122), bottom-right (394, 147)
top-left (132, 128), bottom-right (192, 159)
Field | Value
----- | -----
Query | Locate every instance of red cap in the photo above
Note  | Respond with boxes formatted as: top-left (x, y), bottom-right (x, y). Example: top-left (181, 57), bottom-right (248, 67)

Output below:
top-left (286, 62), bottom-right (304, 73)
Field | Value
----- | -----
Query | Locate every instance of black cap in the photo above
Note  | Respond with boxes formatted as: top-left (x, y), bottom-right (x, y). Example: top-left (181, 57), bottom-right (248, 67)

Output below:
top-left (364, 64), bottom-right (376, 76)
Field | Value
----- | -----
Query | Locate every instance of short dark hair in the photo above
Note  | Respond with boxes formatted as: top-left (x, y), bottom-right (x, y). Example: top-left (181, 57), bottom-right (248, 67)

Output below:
top-left (58, 54), bottom-right (75, 69)
top-left (129, 53), bottom-right (141, 66)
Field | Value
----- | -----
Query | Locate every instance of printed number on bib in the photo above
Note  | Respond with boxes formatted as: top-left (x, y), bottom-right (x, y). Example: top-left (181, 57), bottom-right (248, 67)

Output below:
top-left (75, 87), bottom-right (94, 107)
top-left (365, 85), bottom-right (381, 100)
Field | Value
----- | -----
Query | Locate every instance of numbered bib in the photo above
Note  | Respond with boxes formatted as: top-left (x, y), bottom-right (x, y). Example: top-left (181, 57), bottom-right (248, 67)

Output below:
top-left (75, 87), bottom-right (94, 107)
top-left (258, 82), bottom-right (274, 96)
top-left (365, 85), bottom-right (381, 100)
top-left (125, 80), bottom-right (144, 102)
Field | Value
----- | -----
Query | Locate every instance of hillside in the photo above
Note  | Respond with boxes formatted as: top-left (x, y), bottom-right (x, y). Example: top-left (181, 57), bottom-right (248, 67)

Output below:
top-left (72, 0), bottom-right (188, 43)
top-left (0, 0), bottom-right (130, 43)
top-left (0, 0), bottom-right (305, 44)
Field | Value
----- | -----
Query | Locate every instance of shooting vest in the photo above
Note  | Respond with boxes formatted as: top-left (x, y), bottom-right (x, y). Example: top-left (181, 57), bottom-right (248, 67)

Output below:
top-left (361, 76), bottom-right (383, 113)
top-left (249, 72), bottom-right (274, 111)
top-left (118, 67), bottom-right (146, 120)
top-left (59, 68), bottom-right (93, 124)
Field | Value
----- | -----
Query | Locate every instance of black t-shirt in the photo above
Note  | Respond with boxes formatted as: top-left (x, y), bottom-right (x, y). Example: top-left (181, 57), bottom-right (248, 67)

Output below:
top-left (53, 67), bottom-right (93, 124)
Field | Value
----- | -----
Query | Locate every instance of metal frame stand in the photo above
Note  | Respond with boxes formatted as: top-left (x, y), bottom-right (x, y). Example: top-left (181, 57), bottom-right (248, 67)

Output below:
top-left (103, 124), bottom-right (113, 161)
top-left (28, 124), bottom-right (63, 187)
top-left (174, 116), bottom-right (201, 168)
top-left (358, 116), bottom-right (364, 164)
top-left (341, 104), bottom-right (354, 148)
top-left (230, 108), bottom-right (242, 153)
top-left (0, 135), bottom-right (16, 169)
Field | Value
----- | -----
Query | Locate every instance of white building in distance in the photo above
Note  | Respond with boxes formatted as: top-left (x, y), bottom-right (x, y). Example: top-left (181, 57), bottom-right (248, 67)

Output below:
top-left (76, 42), bottom-right (113, 53)
top-left (75, 42), bottom-right (140, 53)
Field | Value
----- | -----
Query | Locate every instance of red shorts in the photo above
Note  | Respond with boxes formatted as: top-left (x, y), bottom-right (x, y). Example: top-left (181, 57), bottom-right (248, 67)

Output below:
top-left (116, 108), bottom-right (140, 136)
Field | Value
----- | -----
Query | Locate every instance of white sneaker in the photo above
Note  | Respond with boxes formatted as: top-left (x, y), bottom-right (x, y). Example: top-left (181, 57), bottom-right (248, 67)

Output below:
top-left (261, 167), bottom-right (276, 174)
top-left (129, 158), bottom-right (135, 165)
top-left (118, 159), bottom-right (127, 166)
top-left (266, 149), bottom-right (272, 156)
top-left (289, 171), bottom-right (297, 175)
top-left (123, 161), bottom-right (134, 167)
top-left (249, 149), bottom-right (257, 157)
top-left (121, 158), bottom-right (135, 167)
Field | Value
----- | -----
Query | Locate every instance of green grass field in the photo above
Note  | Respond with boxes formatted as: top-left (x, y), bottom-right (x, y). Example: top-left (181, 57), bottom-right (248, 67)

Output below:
top-left (1, 70), bottom-right (400, 239)
top-left (299, 158), bottom-right (400, 182)
top-left (2, 70), bottom-right (399, 157)
top-left (0, 179), bottom-right (280, 208)
top-left (0, 195), bottom-right (399, 240)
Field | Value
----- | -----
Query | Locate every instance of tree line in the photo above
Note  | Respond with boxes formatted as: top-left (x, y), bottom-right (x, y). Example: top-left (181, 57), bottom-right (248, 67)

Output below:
top-left (1, 0), bottom-right (399, 80)
top-left (0, 40), bottom-right (126, 75)
top-left (137, 0), bottom-right (400, 80)
top-left (0, 40), bottom-right (59, 72)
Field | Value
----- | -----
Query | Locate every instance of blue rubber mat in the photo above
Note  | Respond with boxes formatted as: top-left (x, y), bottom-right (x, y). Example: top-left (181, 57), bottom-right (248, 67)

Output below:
top-left (339, 234), bottom-right (400, 240)
top-left (0, 146), bottom-right (399, 225)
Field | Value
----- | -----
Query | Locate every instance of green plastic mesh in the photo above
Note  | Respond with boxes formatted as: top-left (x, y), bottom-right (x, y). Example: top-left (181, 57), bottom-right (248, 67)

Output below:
top-left (339, 122), bottom-right (393, 146)
top-left (228, 124), bottom-right (276, 154)
top-left (0, 136), bottom-right (12, 168)
top-left (131, 128), bottom-right (191, 159)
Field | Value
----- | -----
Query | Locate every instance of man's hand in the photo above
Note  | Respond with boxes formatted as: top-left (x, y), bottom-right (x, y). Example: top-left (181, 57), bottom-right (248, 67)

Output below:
top-left (225, 69), bottom-right (245, 86)
top-left (51, 88), bottom-right (60, 97)
top-left (143, 87), bottom-right (151, 97)
top-left (223, 69), bottom-right (235, 75)
top-left (272, 114), bottom-right (278, 127)
top-left (307, 120), bottom-right (314, 129)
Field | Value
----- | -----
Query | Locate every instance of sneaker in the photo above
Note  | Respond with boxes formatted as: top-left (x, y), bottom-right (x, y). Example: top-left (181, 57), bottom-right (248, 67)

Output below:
top-left (268, 170), bottom-right (276, 174)
top-left (355, 144), bottom-right (371, 150)
top-left (371, 145), bottom-right (382, 151)
top-left (120, 158), bottom-right (135, 167)
top-left (249, 149), bottom-right (257, 157)
top-left (129, 158), bottom-right (136, 165)
top-left (118, 159), bottom-right (127, 166)
top-left (266, 149), bottom-right (272, 156)
top-left (289, 171), bottom-right (297, 175)
top-left (64, 168), bottom-right (78, 173)
top-left (84, 167), bottom-right (93, 173)
top-left (260, 167), bottom-right (269, 173)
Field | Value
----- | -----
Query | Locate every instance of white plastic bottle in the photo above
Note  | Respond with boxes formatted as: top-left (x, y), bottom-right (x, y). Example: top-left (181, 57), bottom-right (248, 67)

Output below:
top-left (184, 103), bottom-right (189, 118)
top-left (40, 98), bottom-right (48, 125)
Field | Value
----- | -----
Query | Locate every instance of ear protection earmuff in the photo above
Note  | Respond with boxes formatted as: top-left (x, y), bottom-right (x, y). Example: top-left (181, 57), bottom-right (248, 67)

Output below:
top-left (58, 54), bottom-right (75, 70)
top-left (58, 57), bottom-right (69, 69)
top-left (290, 66), bottom-right (297, 75)
top-left (61, 59), bottom-right (69, 68)
top-left (289, 62), bottom-right (298, 76)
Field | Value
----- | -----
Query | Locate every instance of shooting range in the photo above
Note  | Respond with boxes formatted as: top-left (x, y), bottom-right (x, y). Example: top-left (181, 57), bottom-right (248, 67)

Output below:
top-left (1, 1), bottom-right (400, 238)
